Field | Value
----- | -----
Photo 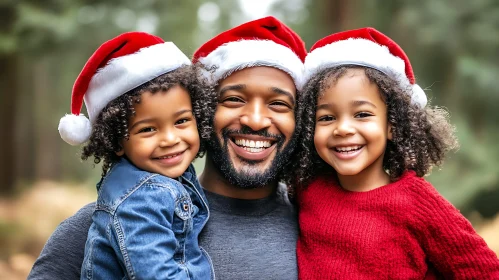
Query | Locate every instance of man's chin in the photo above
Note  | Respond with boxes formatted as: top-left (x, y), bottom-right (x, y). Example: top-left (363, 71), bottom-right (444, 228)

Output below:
top-left (207, 143), bottom-right (280, 189)
top-left (227, 157), bottom-right (278, 189)
top-left (206, 131), bottom-right (297, 190)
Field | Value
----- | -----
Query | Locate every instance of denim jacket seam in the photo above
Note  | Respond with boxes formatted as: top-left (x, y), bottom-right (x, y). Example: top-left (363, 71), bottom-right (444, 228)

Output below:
top-left (111, 181), bottom-right (184, 278)
top-left (102, 174), bottom-right (160, 214)
top-left (113, 215), bottom-right (136, 280)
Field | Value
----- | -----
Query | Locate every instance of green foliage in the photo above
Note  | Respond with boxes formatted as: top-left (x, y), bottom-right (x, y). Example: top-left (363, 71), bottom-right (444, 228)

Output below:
top-left (2, 0), bottom-right (498, 216)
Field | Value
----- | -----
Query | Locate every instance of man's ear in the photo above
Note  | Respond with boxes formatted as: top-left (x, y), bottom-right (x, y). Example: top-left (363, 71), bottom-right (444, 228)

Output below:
top-left (387, 123), bottom-right (393, 140)
top-left (116, 149), bottom-right (124, 156)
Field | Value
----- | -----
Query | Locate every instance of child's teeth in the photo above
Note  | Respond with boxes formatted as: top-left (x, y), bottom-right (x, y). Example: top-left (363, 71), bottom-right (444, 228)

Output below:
top-left (336, 146), bottom-right (361, 152)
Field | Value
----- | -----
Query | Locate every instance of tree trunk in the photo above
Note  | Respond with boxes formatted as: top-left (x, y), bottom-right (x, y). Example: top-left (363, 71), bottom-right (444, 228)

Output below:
top-left (0, 54), bottom-right (18, 195)
top-left (0, 4), bottom-right (18, 195)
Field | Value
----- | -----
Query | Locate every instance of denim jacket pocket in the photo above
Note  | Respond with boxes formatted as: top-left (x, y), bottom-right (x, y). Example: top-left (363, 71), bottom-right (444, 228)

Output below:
top-left (174, 196), bottom-right (193, 221)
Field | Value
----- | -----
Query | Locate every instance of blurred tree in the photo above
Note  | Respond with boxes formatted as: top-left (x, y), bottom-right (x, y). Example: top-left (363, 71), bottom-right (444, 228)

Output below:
top-left (0, 2), bottom-right (18, 195)
top-left (1, 0), bottom-right (498, 218)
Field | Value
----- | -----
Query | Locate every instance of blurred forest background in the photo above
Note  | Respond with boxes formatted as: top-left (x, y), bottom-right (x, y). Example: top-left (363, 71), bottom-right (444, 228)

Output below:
top-left (1, 0), bottom-right (498, 278)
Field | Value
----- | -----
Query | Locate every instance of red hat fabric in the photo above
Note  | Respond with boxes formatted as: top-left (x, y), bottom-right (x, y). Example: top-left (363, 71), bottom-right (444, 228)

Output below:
top-left (304, 27), bottom-right (427, 107)
top-left (58, 31), bottom-right (191, 145)
top-left (192, 16), bottom-right (307, 89)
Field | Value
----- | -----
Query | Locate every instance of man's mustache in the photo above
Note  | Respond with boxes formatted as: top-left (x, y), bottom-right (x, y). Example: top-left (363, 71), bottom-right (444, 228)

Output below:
top-left (221, 126), bottom-right (284, 142)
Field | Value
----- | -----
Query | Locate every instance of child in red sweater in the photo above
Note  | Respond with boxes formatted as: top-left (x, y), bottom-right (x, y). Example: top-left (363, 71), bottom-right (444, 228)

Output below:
top-left (292, 27), bottom-right (499, 279)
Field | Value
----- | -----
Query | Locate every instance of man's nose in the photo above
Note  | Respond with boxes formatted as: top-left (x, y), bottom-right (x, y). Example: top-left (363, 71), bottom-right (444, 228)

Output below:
top-left (240, 102), bottom-right (272, 131)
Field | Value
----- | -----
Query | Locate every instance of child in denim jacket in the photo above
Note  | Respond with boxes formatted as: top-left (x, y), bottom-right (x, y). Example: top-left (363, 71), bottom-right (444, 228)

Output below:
top-left (58, 32), bottom-right (214, 279)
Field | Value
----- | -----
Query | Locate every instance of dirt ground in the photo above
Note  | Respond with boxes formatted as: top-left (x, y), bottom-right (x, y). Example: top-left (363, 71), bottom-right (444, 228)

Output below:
top-left (0, 181), bottom-right (498, 279)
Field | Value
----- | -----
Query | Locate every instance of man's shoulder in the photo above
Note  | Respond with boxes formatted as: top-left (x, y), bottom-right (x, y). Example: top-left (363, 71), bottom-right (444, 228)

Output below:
top-left (46, 201), bottom-right (95, 242)
top-left (69, 201), bottom-right (95, 221)
top-left (28, 202), bottom-right (95, 280)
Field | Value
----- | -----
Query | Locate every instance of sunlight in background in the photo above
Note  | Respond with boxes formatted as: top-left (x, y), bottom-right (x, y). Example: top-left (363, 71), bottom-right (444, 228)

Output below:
top-left (198, 2), bottom-right (221, 22)
top-left (238, 0), bottom-right (275, 19)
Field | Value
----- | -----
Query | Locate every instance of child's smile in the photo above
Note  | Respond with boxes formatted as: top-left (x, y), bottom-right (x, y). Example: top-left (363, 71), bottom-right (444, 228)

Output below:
top-left (314, 68), bottom-right (392, 191)
top-left (332, 144), bottom-right (364, 159)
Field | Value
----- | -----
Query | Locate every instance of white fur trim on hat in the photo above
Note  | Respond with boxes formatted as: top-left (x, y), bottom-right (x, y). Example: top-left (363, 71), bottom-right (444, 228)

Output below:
top-left (411, 84), bottom-right (427, 107)
top-left (58, 114), bottom-right (92, 145)
top-left (305, 38), bottom-right (426, 107)
top-left (84, 42), bottom-right (191, 123)
top-left (198, 40), bottom-right (305, 90)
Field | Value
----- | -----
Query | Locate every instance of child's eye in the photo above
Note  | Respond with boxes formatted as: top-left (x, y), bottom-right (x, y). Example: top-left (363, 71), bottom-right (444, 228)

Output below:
top-left (175, 118), bottom-right (190, 125)
top-left (138, 127), bottom-right (156, 133)
top-left (318, 115), bottom-right (335, 122)
top-left (355, 112), bottom-right (373, 118)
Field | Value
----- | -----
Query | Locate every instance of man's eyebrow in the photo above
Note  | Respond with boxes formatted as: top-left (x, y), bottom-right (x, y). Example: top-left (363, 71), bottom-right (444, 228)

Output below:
top-left (352, 100), bottom-right (377, 108)
top-left (270, 87), bottom-right (296, 104)
top-left (219, 84), bottom-right (246, 95)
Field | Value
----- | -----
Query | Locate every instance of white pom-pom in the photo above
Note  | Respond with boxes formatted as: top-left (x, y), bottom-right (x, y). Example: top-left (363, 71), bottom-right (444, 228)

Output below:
top-left (411, 84), bottom-right (427, 107)
top-left (58, 114), bottom-right (92, 145)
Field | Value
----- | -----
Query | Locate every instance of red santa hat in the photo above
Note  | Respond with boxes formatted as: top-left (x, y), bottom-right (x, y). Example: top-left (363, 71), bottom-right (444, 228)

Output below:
top-left (304, 27), bottom-right (427, 107)
top-left (192, 16), bottom-right (307, 90)
top-left (58, 31), bottom-right (191, 145)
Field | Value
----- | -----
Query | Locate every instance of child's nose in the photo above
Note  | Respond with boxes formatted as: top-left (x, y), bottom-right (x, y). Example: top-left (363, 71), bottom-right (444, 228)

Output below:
top-left (333, 119), bottom-right (355, 137)
top-left (159, 130), bottom-right (180, 147)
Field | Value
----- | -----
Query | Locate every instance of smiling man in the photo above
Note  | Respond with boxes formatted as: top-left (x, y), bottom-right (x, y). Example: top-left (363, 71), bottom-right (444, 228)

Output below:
top-left (201, 66), bottom-right (298, 195)
top-left (191, 16), bottom-right (306, 279)
top-left (28, 16), bottom-right (306, 279)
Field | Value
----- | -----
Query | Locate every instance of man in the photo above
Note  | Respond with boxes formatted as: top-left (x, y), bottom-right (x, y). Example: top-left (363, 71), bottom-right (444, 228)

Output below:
top-left (28, 16), bottom-right (307, 279)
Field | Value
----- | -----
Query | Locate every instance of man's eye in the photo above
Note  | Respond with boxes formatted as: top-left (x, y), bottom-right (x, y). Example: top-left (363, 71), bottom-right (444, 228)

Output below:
top-left (270, 101), bottom-right (292, 109)
top-left (318, 115), bottom-right (335, 122)
top-left (222, 97), bottom-right (243, 103)
top-left (138, 127), bottom-right (156, 133)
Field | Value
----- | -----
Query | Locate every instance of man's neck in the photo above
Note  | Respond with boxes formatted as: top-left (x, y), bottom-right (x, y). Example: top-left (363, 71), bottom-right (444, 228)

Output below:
top-left (199, 156), bottom-right (276, 200)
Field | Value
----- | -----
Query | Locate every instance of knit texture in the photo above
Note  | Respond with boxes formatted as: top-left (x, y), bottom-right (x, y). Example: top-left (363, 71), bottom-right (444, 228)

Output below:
top-left (297, 171), bottom-right (499, 279)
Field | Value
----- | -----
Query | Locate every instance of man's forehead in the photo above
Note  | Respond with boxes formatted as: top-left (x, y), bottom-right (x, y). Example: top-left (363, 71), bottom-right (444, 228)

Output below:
top-left (217, 67), bottom-right (296, 91)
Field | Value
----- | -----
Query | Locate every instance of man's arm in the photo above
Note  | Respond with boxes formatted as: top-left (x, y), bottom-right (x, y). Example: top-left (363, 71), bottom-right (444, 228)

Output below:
top-left (28, 202), bottom-right (95, 280)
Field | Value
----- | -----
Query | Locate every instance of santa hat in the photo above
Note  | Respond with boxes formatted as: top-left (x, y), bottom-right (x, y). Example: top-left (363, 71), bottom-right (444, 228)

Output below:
top-left (304, 27), bottom-right (427, 107)
top-left (58, 31), bottom-right (191, 145)
top-left (192, 16), bottom-right (307, 90)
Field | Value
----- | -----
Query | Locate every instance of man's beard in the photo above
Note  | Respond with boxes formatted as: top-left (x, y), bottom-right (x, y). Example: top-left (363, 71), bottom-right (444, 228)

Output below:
top-left (206, 126), bottom-right (297, 189)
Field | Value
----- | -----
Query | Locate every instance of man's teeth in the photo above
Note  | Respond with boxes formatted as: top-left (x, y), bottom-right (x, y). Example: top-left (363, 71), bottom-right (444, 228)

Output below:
top-left (235, 139), bottom-right (272, 148)
top-left (335, 146), bottom-right (362, 152)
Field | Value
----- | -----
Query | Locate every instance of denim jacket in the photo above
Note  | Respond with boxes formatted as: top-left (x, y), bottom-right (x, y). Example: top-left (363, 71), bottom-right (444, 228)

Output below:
top-left (81, 158), bottom-right (214, 280)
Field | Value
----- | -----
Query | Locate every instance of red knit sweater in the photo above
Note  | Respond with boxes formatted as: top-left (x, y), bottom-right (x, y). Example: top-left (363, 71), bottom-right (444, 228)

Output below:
top-left (297, 171), bottom-right (499, 279)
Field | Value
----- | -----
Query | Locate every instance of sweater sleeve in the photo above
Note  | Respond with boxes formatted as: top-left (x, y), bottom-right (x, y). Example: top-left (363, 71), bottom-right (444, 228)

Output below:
top-left (409, 180), bottom-right (499, 279)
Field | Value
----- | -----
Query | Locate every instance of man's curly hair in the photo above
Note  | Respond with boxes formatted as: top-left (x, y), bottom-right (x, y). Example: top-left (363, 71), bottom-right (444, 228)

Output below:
top-left (81, 65), bottom-right (214, 176)
top-left (289, 65), bottom-right (459, 188)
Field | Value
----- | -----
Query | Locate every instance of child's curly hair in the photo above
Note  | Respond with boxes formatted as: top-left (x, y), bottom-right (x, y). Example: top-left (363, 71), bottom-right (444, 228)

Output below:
top-left (81, 65), bottom-right (214, 176)
top-left (290, 65), bottom-right (459, 188)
